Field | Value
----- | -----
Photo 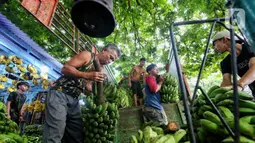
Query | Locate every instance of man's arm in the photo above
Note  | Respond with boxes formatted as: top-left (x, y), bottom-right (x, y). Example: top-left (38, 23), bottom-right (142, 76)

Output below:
top-left (146, 76), bottom-right (163, 93)
top-left (221, 73), bottom-right (232, 87)
top-left (6, 101), bottom-right (11, 119)
top-left (128, 66), bottom-right (135, 87)
top-left (6, 92), bottom-right (15, 119)
top-left (238, 57), bottom-right (255, 88)
top-left (61, 51), bottom-right (104, 82)
top-left (20, 103), bottom-right (27, 120)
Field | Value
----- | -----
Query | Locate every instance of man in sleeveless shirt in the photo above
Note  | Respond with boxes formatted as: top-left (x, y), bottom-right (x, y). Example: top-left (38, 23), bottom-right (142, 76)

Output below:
top-left (128, 58), bottom-right (146, 106)
top-left (42, 44), bottom-right (121, 143)
top-left (213, 30), bottom-right (255, 97)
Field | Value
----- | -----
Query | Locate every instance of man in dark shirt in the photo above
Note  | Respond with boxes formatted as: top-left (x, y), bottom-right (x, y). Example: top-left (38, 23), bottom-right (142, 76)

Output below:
top-left (6, 81), bottom-right (29, 124)
top-left (143, 64), bottom-right (168, 125)
top-left (213, 30), bottom-right (255, 96)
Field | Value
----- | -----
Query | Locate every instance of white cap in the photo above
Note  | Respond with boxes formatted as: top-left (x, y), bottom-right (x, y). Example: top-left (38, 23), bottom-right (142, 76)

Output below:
top-left (212, 30), bottom-right (239, 42)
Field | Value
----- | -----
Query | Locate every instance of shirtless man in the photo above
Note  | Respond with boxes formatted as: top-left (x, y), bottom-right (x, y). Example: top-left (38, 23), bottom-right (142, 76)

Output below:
top-left (128, 58), bottom-right (146, 106)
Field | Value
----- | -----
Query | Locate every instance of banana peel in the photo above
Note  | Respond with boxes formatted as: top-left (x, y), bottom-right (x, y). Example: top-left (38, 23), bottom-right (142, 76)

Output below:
top-left (0, 83), bottom-right (5, 90)
top-left (17, 65), bottom-right (26, 73)
top-left (7, 86), bottom-right (16, 92)
top-left (5, 66), bottom-right (15, 73)
top-left (0, 55), bottom-right (11, 65)
top-left (27, 64), bottom-right (37, 73)
top-left (10, 56), bottom-right (22, 65)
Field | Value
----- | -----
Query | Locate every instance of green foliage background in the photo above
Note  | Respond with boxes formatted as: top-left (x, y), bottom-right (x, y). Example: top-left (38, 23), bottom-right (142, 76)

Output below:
top-left (0, 0), bottom-right (231, 90)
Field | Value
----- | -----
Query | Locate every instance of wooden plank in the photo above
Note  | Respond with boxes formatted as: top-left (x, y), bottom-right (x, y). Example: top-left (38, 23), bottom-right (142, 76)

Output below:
top-left (21, 0), bottom-right (58, 26)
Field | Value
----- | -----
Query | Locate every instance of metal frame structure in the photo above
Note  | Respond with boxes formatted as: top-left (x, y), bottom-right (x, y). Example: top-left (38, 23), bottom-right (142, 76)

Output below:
top-left (17, 1), bottom-right (117, 84)
top-left (169, 3), bottom-right (244, 142)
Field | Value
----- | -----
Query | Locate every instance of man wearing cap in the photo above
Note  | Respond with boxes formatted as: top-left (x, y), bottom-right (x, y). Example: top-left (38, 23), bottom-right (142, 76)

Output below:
top-left (128, 58), bottom-right (147, 106)
top-left (6, 81), bottom-right (29, 124)
top-left (213, 30), bottom-right (255, 96)
top-left (143, 64), bottom-right (168, 125)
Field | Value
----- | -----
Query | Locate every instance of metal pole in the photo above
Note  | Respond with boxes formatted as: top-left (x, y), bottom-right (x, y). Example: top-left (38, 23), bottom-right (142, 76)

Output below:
top-left (173, 18), bottom-right (227, 26)
top-left (170, 24), bottom-right (196, 143)
top-left (198, 86), bottom-right (235, 139)
top-left (191, 21), bottom-right (217, 105)
top-left (229, 11), bottom-right (240, 143)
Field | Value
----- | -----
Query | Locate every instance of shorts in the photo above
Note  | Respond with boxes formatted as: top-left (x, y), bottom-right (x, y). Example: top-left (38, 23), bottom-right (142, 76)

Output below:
top-left (131, 80), bottom-right (143, 98)
top-left (143, 106), bottom-right (168, 125)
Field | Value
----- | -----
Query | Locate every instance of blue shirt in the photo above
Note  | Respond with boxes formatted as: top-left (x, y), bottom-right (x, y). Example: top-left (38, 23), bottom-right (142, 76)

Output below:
top-left (144, 76), bottom-right (163, 110)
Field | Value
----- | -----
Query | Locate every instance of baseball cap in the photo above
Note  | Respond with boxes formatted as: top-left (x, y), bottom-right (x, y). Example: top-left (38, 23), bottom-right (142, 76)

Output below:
top-left (16, 81), bottom-right (30, 89)
top-left (212, 30), bottom-right (238, 43)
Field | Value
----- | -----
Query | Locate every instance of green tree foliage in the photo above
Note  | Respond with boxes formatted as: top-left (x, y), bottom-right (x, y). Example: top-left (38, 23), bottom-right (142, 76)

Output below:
top-left (0, 0), bottom-right (230, 82)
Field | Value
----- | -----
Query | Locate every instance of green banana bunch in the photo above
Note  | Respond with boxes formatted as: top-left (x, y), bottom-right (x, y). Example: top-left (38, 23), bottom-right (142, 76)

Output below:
top-left (130, 126), bottom-right (187, 143)
top-left (81, 96), bottom-right (119, 143)
top-left (160, 75), bottom-right (179, 103)
top-left (192, 85), bottom-right (255, 143)
top-left (103, 82), bottom-right (132, 108)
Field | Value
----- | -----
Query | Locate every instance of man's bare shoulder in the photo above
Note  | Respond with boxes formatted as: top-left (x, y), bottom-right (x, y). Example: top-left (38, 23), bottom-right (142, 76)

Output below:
top-left (79, 51), bottom-right (91, 57)
top-left (79, 51), bottom-right (92, 62)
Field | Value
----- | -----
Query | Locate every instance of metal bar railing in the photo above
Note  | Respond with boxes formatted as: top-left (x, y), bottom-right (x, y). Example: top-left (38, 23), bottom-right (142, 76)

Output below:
top-left (191, 21), bottom-right (217, 105)
top-left (170, 24), bottom-right (196, 143)
top-left (169, 15), bottom-right (241, 142)
top-left (52, 16), bottom-right (74, 39)
top-left (51, 23), bottom-right (74, 46)
top-left (229, 7), bottom-right (240, 143)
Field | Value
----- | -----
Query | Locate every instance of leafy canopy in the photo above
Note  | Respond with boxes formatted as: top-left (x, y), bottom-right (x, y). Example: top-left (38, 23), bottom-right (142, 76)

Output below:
top-left (0, 0), bottom-right (228, 83)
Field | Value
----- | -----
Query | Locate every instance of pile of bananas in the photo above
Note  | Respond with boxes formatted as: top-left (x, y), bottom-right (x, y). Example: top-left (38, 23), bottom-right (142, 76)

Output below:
top-left (17, 65), bottom-right (26, 73)
top-left (0, 55), bottom-right (10, 65)
top-left (192, 85), bottom-right (255, 143)
top-left (0, 102), bottom-right (29, 143)
top-left (81, 97), bottom-right (119, 143)
top-left (20, 73), bottom-right (27, 80)
top-left (12, 80), bottom-right (18, 86)
top-left (130, 124), bottom-right (188, 143)
top-left (7, 86), bottom-right (16, 93)
top-left (41, 79), bottom-right (49, 89)
top-left (0, 74), bottom-right (8, 89)
top-left (10, 56), bottom-right (22, 65)
top-left (0, 75), bottom-right (8, 82)
top-left (27, 64), bottom-right (37, 74)
top-left (40, 73), bottom-right (48, 80)
top-left (103, 83), bottom-right (133, 108)
top-left (5, 66), bottom-right (15, 73)
top-left (0, 83), bottom-right (4, 90)
top-left (27, 100), bottom-right (45, 112)
top-left (160, 75), bottom-right (179, 103)
top-left (32, 79), bottom-right (39, 86)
